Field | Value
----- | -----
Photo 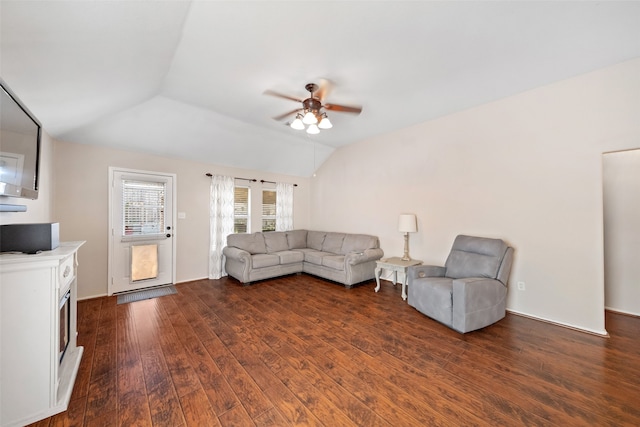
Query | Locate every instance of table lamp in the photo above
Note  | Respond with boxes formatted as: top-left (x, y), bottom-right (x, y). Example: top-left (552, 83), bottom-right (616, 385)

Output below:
top-left (398, 214), bottom-right (417, 261)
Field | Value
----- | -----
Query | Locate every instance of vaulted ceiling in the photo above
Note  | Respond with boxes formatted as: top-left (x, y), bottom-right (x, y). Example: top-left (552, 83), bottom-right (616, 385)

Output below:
top-left (2, 1), bottom-right (639, 177)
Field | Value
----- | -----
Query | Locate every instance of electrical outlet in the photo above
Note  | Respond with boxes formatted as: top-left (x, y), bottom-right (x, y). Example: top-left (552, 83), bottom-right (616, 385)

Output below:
top-left (517, 281), bottom-right (526, 291)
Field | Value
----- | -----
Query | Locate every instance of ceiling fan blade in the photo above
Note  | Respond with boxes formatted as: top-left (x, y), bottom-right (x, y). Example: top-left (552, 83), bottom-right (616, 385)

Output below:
top-left (324, 103), bottom-right (363, 114)
top-left (264, 89), bottom-right (303, 103)
top-left (273, 108), bottom-right (302, 121)
top-left (315, 79), bottom-right (334, 102)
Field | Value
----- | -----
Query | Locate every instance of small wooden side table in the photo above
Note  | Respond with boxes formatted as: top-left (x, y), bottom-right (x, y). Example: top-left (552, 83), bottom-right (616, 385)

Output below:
top-left (374, 257), bottom-right (423, 300)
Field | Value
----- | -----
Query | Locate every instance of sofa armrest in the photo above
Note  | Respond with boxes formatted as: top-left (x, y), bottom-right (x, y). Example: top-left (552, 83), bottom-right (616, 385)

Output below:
top-left (345, 248), bottom-right (384, 265)
top-left (407, 265), bottom-right (446, 280)
top-left (222, 246), bottom-right (252, 266)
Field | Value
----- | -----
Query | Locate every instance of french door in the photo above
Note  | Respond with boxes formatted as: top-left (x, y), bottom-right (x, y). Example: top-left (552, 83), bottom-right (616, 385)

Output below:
top-left (108, 168), bottom-right (176, 295)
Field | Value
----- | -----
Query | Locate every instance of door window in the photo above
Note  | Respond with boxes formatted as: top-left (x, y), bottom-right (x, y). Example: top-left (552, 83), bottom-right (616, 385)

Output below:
top-left (122, 180), bottom-right (166, 236)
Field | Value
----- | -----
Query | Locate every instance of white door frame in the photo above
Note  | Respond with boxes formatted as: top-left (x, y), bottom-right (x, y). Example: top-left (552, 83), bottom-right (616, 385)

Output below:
top-left (108, 167), bottom-right (177, 295)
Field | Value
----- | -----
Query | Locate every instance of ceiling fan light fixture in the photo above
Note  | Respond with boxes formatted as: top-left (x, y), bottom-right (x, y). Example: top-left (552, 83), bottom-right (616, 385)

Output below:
top-left (318, 114), bottom-right (332, 129)
top-left (266, 82), bottom-right (362, 133)
top-left (290, 116), bottom-right (305, 130)
top-left (302, 110), bottom-right (318, 125)
top-left (306, 124), bottom-right (320, 134)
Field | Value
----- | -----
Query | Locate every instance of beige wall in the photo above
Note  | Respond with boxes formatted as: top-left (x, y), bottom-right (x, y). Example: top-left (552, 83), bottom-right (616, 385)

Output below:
top-left (53, 141), bottom-right (310, 299)
top-left (6, 59), bottom-right (638, 333)
top-left (603, 149), bottom-right (640, 316)
top-left (0, 131), bottom-right (54, 224)
top-left (310, 58), bottom-right (640, 335)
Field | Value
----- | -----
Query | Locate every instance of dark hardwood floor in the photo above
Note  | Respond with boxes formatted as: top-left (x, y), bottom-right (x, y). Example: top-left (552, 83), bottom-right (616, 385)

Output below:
top-left (30, 274), bottom-right (640, 426)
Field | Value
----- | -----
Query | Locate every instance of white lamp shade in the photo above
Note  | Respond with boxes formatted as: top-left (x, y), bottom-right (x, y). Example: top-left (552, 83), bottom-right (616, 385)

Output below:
top-left (318, 116), bottom-right (333, 129)
top-left (302, 111), bottom-right (318, 125)
top-left (306, 124), bottom-right (320, 134)
top-left (398, 214), bottom-right (417, 233)
top-left (290, 117), bottom-right (305, 130)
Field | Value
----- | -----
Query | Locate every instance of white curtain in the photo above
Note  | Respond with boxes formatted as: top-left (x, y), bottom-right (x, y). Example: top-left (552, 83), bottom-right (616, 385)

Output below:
top-left (209, 175), bottom-right (235, 279)
top-left (275, 182), bottom-right (294, 231)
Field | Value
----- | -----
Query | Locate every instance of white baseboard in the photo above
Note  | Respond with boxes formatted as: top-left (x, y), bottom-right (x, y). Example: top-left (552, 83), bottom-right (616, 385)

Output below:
top-left (78, 293), bottom-right (107, 301)
top-left (506, 309), bottom-right (609, 337)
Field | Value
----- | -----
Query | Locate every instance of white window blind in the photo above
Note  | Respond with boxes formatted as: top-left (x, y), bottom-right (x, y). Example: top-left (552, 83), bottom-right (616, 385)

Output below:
top-left (234, 186), bottom-right (250, 233)
top-left (122, 180), bottom-right (165, 236)
top-left (262, 189), bottom-right (276, 232)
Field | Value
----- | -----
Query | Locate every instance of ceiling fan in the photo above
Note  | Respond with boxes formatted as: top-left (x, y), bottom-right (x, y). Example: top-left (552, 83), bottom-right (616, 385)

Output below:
top-left (264, 81), bottom-right (362, 134)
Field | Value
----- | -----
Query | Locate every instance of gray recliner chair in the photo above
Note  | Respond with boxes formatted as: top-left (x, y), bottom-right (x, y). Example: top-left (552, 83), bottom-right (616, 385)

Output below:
top-left (407, 235), bottom-right (514, 333)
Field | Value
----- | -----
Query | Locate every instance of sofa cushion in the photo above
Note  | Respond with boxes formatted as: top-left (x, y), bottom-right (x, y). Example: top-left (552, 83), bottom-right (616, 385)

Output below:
top-left (276, 250), bottom-right (304, 265)
top-left (322, 233), bottom-right (346, 254)
top-left (321, 255), bottom-right (345, 271)
top-left (340, 234), bottom-right (378, 255)
top-left (227, 232), bottom-right (266, 254)
top-left (252, 253), bottom-right (280, 268)
top-left (293, 248), bottom-right (316, 254)
top-left (304, 250), bottom-right (333, 266)
top-left (307, 231), bottom-right (326, 251)
top-left (264, 232), bottom-right (289, 253)
top-left (286, 230), bottom-right (308, 249)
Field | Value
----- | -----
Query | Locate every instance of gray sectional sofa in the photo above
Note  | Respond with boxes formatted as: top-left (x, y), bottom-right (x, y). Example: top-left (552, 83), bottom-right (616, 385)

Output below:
top-left (223, 230), bottom-right (384, 287)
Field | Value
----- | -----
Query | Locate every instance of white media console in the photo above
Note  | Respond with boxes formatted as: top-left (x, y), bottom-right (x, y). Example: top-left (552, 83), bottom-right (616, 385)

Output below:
top-left (0, 241), bottom-right (85, 427)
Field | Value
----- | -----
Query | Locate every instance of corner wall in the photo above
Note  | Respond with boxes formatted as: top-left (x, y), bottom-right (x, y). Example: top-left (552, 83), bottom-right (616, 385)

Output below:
top-left (311, 58), bottom-right (640, 334)
top-left (53, 141), bottom-right (311, 299)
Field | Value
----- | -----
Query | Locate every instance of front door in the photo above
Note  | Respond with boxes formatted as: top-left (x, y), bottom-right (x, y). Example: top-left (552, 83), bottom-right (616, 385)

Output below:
top-left (108, 168), bottom-right (176, 295)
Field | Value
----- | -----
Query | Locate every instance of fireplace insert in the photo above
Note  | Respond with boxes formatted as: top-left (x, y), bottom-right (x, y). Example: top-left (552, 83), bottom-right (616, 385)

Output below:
top-left (59, 289), bottom-right (70, 362)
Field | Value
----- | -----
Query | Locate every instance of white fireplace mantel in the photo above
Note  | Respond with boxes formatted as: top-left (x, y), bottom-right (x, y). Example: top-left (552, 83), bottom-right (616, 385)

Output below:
top-left (0, 241), bottom-right (85, 427)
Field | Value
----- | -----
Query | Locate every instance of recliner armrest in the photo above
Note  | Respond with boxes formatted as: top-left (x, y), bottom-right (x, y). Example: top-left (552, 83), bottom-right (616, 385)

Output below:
top-left (407, 265), bottom-right (446, 280)
top-left (453, 277), bottom-right (505, 299)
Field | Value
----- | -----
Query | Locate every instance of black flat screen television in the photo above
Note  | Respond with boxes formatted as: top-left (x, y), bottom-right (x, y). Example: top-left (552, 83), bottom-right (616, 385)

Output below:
top-left (0, 77), bottom-right (42, 200)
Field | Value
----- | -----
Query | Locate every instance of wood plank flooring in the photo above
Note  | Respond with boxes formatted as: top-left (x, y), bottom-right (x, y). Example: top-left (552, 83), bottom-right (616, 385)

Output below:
top-left (30, 274), bottom-right (640, 426)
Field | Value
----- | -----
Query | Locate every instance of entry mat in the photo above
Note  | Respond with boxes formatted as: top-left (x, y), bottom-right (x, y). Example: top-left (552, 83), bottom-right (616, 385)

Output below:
top-left (116, 285), bottom-right (177, 305)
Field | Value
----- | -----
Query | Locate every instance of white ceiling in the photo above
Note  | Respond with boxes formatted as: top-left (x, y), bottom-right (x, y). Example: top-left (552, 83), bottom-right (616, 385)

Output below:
top-left (2, 1), bottom-right (639, 177)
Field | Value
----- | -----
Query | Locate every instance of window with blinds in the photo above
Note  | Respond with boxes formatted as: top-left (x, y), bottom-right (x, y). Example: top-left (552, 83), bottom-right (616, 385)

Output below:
top-left (262, 189), bottom-right (276, 232)
top-left (122, 180), bottom-right (165, 236)
top-left (234, 186), bottom-right (250, 233)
